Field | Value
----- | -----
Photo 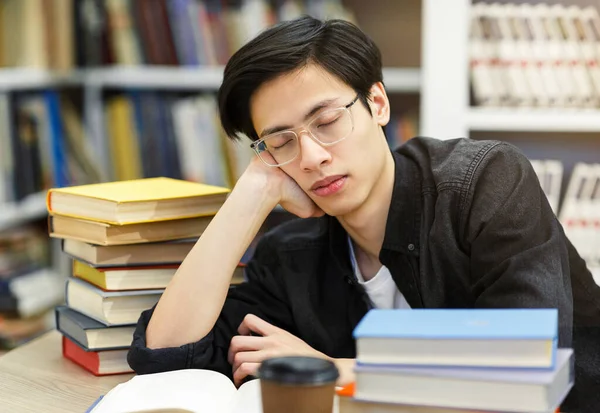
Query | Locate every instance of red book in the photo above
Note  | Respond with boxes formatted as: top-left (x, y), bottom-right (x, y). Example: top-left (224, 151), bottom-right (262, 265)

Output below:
top-left (62, 335), bottom-right (133, 376)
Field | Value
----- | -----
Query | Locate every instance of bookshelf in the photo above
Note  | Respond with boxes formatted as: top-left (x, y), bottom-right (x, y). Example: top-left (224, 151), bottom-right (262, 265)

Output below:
top-left (0, 66), bottom-right (421, 93)
top-left (0, 69), bottom-right (83, 91)
top-left (382, 68), bottom-right (421, 93)
top-left (420, 0), bottom-right (600, 138)
top-left (85, 66), bottom-right (226, 90)
top-left (467, 108), bottom-right (600, 133)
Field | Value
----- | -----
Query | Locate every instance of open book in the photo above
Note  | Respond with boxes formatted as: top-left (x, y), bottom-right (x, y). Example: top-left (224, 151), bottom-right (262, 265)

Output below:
top-left (89, 370), bottom-right (262, 413)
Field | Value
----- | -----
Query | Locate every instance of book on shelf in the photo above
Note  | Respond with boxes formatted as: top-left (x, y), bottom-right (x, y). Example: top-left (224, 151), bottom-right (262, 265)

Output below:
top-left (0, 90), bottom-right (102, 205)
top-left (65, 277), bottom-right (163, 326)
top-left (46, 177), bottom-right (229, 225)
top-left (559, 162), bottom-right (600, 267)
top-left (62, 238), bottom-right (197, 267)
top-left (48, 214), bottom-right (212, 246)
top-left (529, 159), bottom-right (564, 215)
top-left (62, 335), bottom-right (132, 376)
top-left (55, 306), bottom-right (135, 351)
top-left (1, 0), bottom-right (352, 70)
top-left (87, 369), bottom-right (262, 413)
top-left (0, 225), bottom-right (49, 278)
top-left (469, 2), bottom-right (600, 109)
top-left (0, 225), bottom-right (60, 348)
top-left (0, 267), bottom-right (64, 319)
top-left (353, 309), bottom-right (558, 368)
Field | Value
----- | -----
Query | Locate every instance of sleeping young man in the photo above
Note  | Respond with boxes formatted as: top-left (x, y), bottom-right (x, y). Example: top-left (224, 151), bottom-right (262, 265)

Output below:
top-left (127, 16), bottom-right (600, 412)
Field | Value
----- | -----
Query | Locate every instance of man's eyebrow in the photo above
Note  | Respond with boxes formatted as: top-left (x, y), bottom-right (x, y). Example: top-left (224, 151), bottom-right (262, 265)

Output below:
top-left (259, 97), bottom-right (339, 138)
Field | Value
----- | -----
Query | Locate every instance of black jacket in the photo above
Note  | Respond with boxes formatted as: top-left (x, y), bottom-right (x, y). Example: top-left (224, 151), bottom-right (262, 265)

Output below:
top-left (128, 137), bottom-right (600, 412)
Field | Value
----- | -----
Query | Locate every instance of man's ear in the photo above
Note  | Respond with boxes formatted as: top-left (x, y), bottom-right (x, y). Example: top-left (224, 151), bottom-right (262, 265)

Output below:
top-left (368, 82), bottom-right (391, 127)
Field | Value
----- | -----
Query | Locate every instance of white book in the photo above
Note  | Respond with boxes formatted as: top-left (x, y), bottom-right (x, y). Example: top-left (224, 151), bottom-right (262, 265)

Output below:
top-left (521, 4), bottom-right (562, 106)
top-left (529, 159), bottom-right (562, 214)
top-left (543, 160), bottom-right (564, 215)
top-left (9, 268), bottom-right (64, 318)
top-left (580, 6), bottom-right (600, 104)
top-left (172, 98), bottom-right (206, 184)
top-left (589, 164), bottom-right (600, 265)
top-left (538, 4), bottom-right (579, 107)
top-left (277, 0), bottom-right (304, 21)
top-left (65, 277), bottom-right (163, 326)
top-left (584, 6), bottom-right (600, 60)
top-left (559, 163), bottom-right (593, 258)
top-left (577, 163), bottom-right (599, 261)
top-left (469, 3), bottom-right (503, 106)
top-left (355, 349), bottom-right (573, 413)
top-left (529, 159), bottom-right (545, 181)
top-left (552, 5), bottom-right (596, 107)
top-left (90, 370), bottom-right (262, 413)
top-left (477, 4), bottom-right (510, 106)
top-left (241, 0), bottom-right (272, 44)
top-left (195, 95), bottom-right (229, 188)
top-left (489, 3), bottom-right (533, 106)
top-left (506, 4), bottom-right (549, 107)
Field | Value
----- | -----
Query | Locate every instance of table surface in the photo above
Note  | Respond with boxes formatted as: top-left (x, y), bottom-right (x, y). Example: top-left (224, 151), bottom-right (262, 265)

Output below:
top-left (0, 330), bottom-right (134, 413)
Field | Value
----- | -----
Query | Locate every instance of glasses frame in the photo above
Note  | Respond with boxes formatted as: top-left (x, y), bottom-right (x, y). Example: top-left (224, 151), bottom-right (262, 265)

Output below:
top-left (250, 94), bottom-right (360, 167)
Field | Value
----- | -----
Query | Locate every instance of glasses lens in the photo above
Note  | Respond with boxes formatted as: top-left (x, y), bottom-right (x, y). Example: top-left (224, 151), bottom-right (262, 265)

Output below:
top-left (309, 108), bottom-right (353, 144)
top-left (258, 132), bottom-right (298, 166)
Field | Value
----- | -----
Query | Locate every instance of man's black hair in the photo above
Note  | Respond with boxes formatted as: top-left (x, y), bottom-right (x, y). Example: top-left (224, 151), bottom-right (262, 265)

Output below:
top-left (217, 16), bottom-right (384, 141)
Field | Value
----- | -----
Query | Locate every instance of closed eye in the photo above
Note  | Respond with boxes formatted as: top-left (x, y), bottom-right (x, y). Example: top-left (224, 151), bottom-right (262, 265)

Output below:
top-left (270, 138), bottom-right (294, 150)
top-left (317, 117), bottom-right (340, 128)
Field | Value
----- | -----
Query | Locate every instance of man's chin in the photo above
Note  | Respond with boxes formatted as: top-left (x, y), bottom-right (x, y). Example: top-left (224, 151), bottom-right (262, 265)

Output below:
top-left (316, 200), bottom-right (360, 218)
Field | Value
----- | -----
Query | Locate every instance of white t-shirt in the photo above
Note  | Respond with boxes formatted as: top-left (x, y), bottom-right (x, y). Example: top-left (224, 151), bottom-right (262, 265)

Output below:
top-left (348, 237), bottom-right (411, 310)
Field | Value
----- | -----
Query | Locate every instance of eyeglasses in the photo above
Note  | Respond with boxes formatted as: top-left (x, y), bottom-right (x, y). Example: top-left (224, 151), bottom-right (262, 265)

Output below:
top-left (250, 95), bottom-right (359, 167)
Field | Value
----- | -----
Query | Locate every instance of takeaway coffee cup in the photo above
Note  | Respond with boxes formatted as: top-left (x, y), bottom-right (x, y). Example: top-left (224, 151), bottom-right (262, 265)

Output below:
top-left (258, 356), bottom-right (339, 413)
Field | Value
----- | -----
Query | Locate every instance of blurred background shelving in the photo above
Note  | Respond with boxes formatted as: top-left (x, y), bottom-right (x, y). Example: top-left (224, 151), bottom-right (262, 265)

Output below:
top-left (0, 66), bottom-right (421, 91)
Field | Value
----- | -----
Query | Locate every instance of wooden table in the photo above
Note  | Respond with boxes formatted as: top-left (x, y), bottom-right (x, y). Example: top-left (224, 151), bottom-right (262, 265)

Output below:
top-left (0, 330), bottom-right (134, 413)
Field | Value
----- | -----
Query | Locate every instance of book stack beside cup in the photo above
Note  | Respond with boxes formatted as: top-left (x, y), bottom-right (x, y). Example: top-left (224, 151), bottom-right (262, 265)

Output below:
top-left (45, 177), bottom-right (232, 376)
top-left (339, 309), bottom-right (573, 413)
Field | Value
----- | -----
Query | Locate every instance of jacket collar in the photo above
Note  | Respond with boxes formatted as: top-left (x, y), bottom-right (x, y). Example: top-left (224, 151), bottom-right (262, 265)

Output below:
top-left (381, 150), bottom-right (421, 256)
top-left (326, 149), bottom-right (422, 270)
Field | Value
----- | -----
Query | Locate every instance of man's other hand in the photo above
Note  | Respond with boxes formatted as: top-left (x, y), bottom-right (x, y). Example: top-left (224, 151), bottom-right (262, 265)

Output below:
top-left (228, 314), bottom-right (327, 386)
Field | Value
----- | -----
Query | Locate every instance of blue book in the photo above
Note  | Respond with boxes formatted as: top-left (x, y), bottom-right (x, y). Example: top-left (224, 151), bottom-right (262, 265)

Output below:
top-left (55, 306), bottom-right (135, 351)
top-left (353, 309), bottom-right (558, 368)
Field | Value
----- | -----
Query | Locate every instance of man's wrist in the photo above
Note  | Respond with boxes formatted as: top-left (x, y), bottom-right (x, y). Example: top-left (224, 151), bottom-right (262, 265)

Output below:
top-left (233, 172), bottom-right (280, 212)
top-left (330, 358), bottom-right (356, 386)
top-left (236, 164), bottom-right (282, 210)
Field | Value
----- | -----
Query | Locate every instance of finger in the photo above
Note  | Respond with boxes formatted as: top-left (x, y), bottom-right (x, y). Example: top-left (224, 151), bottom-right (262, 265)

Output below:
top-left (238, 314), bottom-right (279, 336)
top-left (233, 362), bottom-right (260, 387)
top-left (228, 335), bottom-right (267, 365)
top-left (232, 349), bottom-right (270, 373)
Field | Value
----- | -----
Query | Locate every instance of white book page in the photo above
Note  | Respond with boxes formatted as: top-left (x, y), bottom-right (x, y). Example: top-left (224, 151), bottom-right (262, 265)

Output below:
top-left (92, 370), bottom-right (237, 413)
top-left (229, 379), bottom-right (263, 413)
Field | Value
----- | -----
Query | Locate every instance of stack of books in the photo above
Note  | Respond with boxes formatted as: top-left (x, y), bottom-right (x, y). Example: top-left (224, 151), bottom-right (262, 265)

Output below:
top-left (45, 177), bottom-right (230, 376)
top-left (339, 309), bottom-right (573, 413)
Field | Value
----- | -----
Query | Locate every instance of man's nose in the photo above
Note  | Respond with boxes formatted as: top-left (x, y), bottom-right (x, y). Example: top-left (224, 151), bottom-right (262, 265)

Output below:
top-left (298, 131), bottom-right (332, 171)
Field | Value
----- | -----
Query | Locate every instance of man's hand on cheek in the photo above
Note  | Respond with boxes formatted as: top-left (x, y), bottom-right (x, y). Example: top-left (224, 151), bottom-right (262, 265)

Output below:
top-left (228, 314), bottom-right (327, 387)
top-left (241, 156), bottom-right (324, 219)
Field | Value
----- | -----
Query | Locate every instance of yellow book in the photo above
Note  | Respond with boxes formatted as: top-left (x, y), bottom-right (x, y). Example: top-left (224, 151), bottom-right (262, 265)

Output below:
top-left (48, 214), bottom-right (211, 246)
top-left (106, 96), bottom-right (143, 181)
top-left (73, 260), bottom-right (178, 291)
top-left (47, 177), bottom-right (230, 225)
